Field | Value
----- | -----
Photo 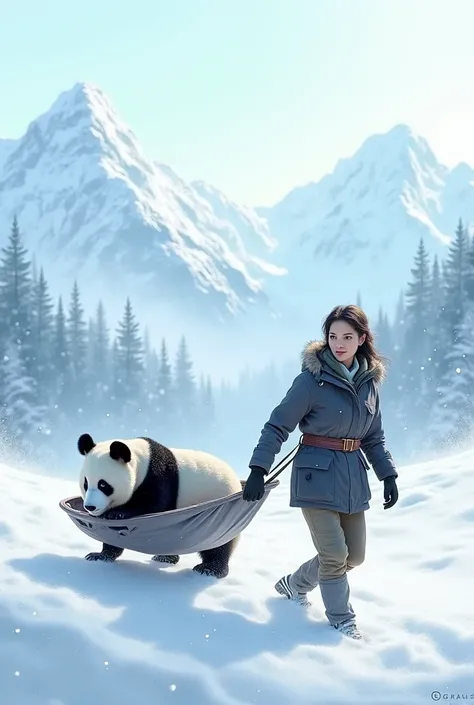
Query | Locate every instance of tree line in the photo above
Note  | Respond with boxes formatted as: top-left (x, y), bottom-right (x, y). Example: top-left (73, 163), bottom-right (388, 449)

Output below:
top-left (0, 214), bottom-right (471, 471)
top-left (0, 216), bottom-right (216, 466)
top-left (372, 217), bottom-right (474, 460)
top-left (210, 216), bottom-right (474, 467)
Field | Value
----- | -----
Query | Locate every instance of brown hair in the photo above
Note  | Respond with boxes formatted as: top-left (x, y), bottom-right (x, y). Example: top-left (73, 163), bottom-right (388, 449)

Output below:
top-left (322, 304), bottom-right (387, 371)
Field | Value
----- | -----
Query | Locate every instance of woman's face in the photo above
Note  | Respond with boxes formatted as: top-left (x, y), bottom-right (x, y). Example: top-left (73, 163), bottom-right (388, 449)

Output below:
top-left (328, 320), bottom-right (366, 367)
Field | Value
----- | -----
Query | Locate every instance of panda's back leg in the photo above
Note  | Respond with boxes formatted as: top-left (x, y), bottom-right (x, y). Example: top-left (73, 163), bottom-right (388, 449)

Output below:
top-left (193, 535), bottom-right (240, 579)
top-left (151, 554), bottom-right (180, 565)
top-left (85, 543), bottom-right (124, 563)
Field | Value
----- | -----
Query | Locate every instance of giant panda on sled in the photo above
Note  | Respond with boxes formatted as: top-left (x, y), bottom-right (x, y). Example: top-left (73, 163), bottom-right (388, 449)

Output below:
top-left (77, 433), bottom-right (243, 579)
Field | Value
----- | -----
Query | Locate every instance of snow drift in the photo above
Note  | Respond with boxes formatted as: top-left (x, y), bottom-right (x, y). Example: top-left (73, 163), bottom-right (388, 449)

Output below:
top-left (1, 444), bottom-right (474, 704)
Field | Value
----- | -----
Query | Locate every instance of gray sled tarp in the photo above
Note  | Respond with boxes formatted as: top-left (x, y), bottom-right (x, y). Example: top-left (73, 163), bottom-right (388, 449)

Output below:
top-left (59, 479), bottom-right (279, 556)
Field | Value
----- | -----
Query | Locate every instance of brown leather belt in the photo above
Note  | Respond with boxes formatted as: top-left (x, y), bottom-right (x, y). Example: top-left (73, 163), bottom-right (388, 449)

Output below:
top-left (301, 433), bottom-right (361, 452)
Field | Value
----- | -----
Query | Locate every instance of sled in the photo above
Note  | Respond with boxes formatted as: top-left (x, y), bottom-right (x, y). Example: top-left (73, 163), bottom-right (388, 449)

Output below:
top-left (59, 478), bottom-right (279, 555)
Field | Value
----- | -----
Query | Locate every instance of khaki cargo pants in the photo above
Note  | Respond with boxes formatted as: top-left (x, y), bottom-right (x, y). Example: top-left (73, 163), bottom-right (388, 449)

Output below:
top-left (288, 507), bottom-right (366, 625)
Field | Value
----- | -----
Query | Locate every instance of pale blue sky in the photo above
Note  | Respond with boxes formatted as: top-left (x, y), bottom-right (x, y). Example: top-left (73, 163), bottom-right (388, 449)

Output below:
top-left (1, 0), bottom-right (473, 205)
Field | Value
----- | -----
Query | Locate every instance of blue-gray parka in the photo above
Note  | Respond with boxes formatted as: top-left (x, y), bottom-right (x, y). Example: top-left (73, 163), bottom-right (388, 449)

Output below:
top-left (248, 340), bottom-right (397, 513)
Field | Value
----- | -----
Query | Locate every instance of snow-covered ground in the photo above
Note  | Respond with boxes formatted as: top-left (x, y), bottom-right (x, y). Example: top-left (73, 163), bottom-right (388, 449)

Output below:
top-left (1, 447), bottom-right (474, 705)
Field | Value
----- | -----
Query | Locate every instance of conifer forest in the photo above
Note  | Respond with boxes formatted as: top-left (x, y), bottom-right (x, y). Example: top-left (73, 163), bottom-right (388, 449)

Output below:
top-left (0, 215), bottom-right (471, 472)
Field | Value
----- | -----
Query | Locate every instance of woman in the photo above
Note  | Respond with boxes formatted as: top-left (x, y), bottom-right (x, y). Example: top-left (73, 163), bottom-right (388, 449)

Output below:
top-left (243, 304), bottom-right (398, 640)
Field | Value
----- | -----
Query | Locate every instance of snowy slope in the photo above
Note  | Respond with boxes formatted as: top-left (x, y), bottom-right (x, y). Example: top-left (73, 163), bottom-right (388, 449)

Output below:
top-left (2, 446), bottom-right (474, 704)
top-left (262, 124), bottom-right (474, 319)
top-left (0, 83), bottom-right (278, 323)
top-left (191, 180), bottom-right (282, 268)
top-left (0, 137), bottom-right (16, 173)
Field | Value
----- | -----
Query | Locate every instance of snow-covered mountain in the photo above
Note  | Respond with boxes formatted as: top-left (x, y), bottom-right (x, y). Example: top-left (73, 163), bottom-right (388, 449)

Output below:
top-left (0, 83), bottom-right (281, 328)
top-left (2, 83), bottom-right (474, 375)
top-left (191, 179), bottom-right (278, 261)
top-left (261, 124), bottom-right (474, 321)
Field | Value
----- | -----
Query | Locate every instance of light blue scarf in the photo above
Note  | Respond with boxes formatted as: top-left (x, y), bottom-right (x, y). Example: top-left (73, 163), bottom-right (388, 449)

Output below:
top-left (336, 355), bottom-right (359, 383)
top-left (321, 347), bottom-right (367, 386)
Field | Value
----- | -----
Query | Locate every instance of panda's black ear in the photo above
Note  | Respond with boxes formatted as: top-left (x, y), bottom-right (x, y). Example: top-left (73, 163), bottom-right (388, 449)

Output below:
top-left (78, 433), bottom-right (96, 455)
top-left (109, 441), bottom-right (131, 464)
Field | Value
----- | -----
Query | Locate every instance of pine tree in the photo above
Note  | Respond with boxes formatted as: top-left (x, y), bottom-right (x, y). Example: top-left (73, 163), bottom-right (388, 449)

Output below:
top-left (425, 255), bottom-right (446, 407)
top-left (428, 304), bottom-right (474, 449)
top-left (426, 219), bottom-right (472, 446)
top-left (0, 339), bottom-right (45, 449)
top-left (0, 217), bottom-right (48, 444)
top-left (113, 299), bottom-right (144, 429)
top-left (374, 307), bottom-right (393, 356)
top-left (391, 290), bottom-right (407, 356)
top-left (66, 281), bottom-right (89, 414)
top-left (402, 238), bottom-right (432, 410)
top-left (0, 216), bottom-right (33, 366)
top-left (142, 328), bottom-right (155, 381)
top-left (67, 282), bottom-right (88, 380)
top-left (92, 300), bottom-right (110, 382)
top-left (384, 288), bottom-right (411, 455)
top-left (29, 268), bottom-right (55, 405)
top-left (464, 230), bottom-right (474, 302)
top-left (115, 298), bottom-right (143, 388)
top-left (372, 306), bottom-right (397, 438)
top-left (442, 218), bottom-right (470, 338)
top-left (203, 375), bottom-right (216, 427)
top-left (156, 338), bottom-right (174, 422)
top-left (111, 338), bottom-right (120, 399)
top-left (86, 316), bottom-right (96, 375)
top-left (430, 256), bottom-right (444, 323)
top-left (174, 335), bottom-right (196, 422)
top-left (52, 296), bottom-right (71, 416)
top-left (405, 238), bottom-right (431, 327)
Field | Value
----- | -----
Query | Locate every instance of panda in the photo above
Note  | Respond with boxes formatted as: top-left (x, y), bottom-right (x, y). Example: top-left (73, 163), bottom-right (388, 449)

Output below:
top-left (77, 432), bottom-right (243, 579)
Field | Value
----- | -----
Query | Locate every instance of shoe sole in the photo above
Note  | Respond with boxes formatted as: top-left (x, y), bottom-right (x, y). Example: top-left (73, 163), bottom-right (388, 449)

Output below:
top-left (274, 575), bottom-right (292, 598)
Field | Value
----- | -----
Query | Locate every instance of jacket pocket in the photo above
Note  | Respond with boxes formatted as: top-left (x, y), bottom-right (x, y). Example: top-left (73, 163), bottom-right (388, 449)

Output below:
top-left (292, 448), bottom-right (336, 502)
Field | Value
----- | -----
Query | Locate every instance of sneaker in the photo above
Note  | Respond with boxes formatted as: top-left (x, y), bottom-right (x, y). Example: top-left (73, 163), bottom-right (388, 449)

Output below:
top-left (333, 618), bottom-right (364, 640)
top-left (274, 574), bottom-right (312, 607)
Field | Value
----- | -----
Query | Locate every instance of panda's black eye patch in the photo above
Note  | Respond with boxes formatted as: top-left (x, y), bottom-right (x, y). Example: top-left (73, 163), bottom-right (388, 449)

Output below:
top-left (83, 477), bottom-right (88, 491)
top-left (98, 479), bottom-right (114, 496)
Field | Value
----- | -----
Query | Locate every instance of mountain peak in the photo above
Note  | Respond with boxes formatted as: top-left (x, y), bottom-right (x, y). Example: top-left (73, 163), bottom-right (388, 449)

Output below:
top-left (383, 122), bottom-right (420, 141)
top-left (30, 81), bottom-right (136, 155)
top-left (341, 122), bottom-right (440, 177)
top-left (0, 82), bottom-right (279, 329)
top-left (46, 81), bottom-right (114, 120)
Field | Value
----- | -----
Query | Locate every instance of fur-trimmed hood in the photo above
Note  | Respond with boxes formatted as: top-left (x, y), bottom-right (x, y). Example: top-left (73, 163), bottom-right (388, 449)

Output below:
top-left (301, 339), bottom-right (385, 383)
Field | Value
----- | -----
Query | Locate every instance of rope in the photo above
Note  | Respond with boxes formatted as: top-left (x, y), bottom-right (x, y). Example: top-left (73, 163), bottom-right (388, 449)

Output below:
top-left (264, 435), bottom-right (302, 484)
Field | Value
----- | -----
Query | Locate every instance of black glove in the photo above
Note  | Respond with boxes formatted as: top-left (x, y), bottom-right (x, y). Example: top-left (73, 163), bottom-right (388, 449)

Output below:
top-left (383, 475), bottom-right (398, 510)
top-left (242, 466), bottom-right (266, 501)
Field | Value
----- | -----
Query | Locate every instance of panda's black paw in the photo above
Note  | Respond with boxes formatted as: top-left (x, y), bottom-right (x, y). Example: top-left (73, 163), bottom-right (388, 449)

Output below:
top-left (152, 554), bottom-right (180, 565)
top-left (193, 562), bottom-right (229, 579)
top-left (101, 508), bottom-right (131, 521)
top-left (85, 552), bottom-right (115, 562)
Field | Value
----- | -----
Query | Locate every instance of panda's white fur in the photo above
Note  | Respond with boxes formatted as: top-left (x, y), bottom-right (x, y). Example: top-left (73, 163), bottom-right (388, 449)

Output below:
top-left (166, 447), bottom-right (242, 507)
top-left (80, 437), bottom-right (242, 516)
